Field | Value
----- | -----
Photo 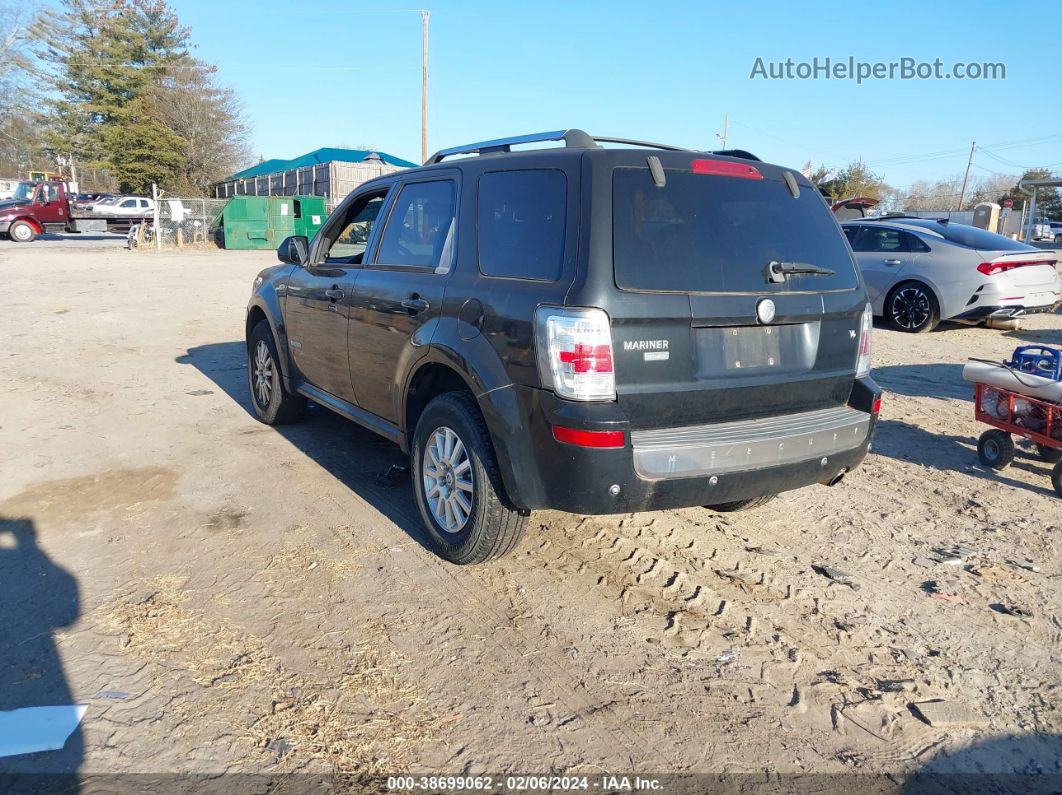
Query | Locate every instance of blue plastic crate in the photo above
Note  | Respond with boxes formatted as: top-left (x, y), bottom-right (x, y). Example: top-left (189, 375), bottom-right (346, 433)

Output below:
top-left (1007, 345), bottom-right (1062, 381)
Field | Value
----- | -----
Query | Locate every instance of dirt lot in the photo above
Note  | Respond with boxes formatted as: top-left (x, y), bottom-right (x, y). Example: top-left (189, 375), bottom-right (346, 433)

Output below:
top-left (1, 238), bottom-right (1060, 788)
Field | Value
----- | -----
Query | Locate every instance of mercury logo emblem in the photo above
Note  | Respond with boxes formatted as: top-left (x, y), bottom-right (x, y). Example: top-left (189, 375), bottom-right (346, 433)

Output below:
top-left (756, 298), bottom-right (776, 324)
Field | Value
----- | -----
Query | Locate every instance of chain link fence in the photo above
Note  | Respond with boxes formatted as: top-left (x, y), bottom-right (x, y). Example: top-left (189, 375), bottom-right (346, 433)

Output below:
top-left (128, 197), bottom-right (228, 250)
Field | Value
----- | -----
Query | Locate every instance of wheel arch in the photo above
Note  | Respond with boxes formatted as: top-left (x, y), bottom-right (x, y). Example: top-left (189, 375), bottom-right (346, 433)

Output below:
top-left (885, 277), bottom-right (945, 323)
top-left (246, 291), bottom-right (295, 383)
top-left (9, 216), bottom-right (42, 239)
top-left (401, 342), bottom-right (531, 510)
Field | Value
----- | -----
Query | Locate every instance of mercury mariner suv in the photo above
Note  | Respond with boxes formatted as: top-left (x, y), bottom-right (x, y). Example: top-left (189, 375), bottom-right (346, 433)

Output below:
top-left (245, 129), bottom-right (881, 564)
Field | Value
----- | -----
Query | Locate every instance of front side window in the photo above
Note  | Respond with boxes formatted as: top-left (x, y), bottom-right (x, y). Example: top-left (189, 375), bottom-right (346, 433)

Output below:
top-left (324, 193), bottom-right (387, 263)
top-left (375, 180), bottom-right (456, 270)
top-left (478, 170), bottom-right (566, 280)
top-left (850, 226), bottom-right (907, 253)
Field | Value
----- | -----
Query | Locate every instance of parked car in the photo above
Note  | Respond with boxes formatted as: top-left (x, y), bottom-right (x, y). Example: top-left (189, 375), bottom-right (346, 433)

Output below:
top-left (93, 196), bottom-right (153, 217)
top-left (842, 218), bottom-right (1061, 332)
top-left (246, 129), bottom-right (881, 564)
top-left (1049, 220), bottom-right (1062, 243)
top-left (72, 192), bottom-right (113, 210)
top-left (1030, 217), bottom-right (1053, 241)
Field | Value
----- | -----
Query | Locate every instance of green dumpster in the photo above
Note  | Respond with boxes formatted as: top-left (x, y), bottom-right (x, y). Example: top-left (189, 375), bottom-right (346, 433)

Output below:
top-left (214, 196), bottom-right (297, 250)
top-left (292, 195), bottom-right (327, 240)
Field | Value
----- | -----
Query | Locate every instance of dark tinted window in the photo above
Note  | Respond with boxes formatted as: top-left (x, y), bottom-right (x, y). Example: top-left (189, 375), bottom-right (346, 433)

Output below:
top-left (376, 180), bottom-right (456, 269)
top-left (899, 219), bottom-right (1036, 251)
top-left (904, 232), bottom-right (930, 252)
top-left (478, 170), bottom-right (566, 280)
top-left (849, 226), bottom-right (907, 253)
top-left (613, 168), bottom-right (858, 293)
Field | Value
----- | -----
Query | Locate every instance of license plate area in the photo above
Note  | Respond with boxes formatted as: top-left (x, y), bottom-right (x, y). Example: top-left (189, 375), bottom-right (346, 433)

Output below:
top-left (723, 326), bottom-right (781, 370)
top-left (695, 323), bottom-right (820, 378)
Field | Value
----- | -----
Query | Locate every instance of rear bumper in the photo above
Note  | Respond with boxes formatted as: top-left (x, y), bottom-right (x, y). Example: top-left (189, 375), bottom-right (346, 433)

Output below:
top-left (955, 300), bottom-right (1060, 321)
top-left (480, 377), bottom-right (880, 514)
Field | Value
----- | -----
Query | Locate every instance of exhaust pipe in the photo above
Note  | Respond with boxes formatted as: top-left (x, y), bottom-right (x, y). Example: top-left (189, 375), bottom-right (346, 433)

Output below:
top-left (824, 469), bottom-right (848, 487)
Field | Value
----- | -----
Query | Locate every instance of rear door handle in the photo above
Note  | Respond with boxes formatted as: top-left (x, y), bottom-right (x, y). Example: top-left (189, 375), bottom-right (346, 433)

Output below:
top-left (884, 259), bottom-right (902, 266)
top-left (401, 297), bottom-right (430, 314)
top-left (324, 288), bottom-right (344, 301)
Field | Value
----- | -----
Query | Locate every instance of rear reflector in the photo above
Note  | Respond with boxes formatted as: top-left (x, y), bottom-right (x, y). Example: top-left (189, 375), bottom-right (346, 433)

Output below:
top-left (552, 426), bottom-right (625, 448)
top-left (977, 259), bottom-right (1056, 275)
top-left (872, 396), bottom-right (882, 414)
top-left (691, 159), bottom-right (763, 179)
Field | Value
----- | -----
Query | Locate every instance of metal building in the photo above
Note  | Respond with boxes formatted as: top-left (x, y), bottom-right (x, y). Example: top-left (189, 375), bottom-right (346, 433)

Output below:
top-left (213, 148), bottom-right (417, 211)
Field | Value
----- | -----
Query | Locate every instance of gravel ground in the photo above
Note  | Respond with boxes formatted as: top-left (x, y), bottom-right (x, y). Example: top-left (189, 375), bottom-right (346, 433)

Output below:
top-left (0, 239), bottom-right (1060, 788)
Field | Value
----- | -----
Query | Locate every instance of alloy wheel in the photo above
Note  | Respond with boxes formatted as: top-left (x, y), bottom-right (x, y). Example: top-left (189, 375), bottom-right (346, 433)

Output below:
top-left (422, 426), bottom-right (474, 533)
top-left (253, 340), bottom-right (274, 407)
top-left (891, 287), bottom-right (931, 330)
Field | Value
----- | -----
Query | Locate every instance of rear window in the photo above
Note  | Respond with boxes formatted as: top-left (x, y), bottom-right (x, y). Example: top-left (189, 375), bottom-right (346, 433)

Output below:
top-left (478, 169), bottom-right (566, 280)
top-left (613, 167), bottom-right (859, 293)
top-left (902, 220), bottom-right (1036, 252)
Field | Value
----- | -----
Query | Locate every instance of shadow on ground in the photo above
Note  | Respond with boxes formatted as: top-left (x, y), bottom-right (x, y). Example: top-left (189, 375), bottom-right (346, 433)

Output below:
top-left (177, 341), bottom-right (435, 554)
top-left (872, 363), bottom-right (971, 401)
top-left (901, 732), bottom-right (1062, 793)
top-left (873, 419), bottom-right (1057, 498)
top-left (0, 518), bottom-right (82, 791)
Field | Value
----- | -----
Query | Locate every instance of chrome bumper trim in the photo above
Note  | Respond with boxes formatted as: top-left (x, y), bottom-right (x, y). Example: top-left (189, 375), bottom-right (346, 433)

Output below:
top-left (631, 406), bottom-right (871, 479)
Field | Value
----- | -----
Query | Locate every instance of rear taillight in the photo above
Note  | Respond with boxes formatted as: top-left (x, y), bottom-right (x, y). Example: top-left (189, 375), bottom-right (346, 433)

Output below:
top-left (977, 259), bottom-right (1056, 276)
top-left (690, 159), bottom-right (763, 179)
top-left (534, 306), bottom-right (616, 401)
top-left (856, 303), bottom-right (872, 378)
top-left (552, 426), bottom-right (625, 448)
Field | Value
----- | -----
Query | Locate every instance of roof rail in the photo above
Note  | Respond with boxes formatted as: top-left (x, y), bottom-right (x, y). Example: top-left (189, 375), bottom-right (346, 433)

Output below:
top-left (424, 129), bottom-right (693, 165)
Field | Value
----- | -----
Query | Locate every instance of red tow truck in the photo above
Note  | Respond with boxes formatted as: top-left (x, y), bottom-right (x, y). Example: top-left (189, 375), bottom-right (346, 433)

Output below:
top-left (0, 180), bottom-right (143, 242)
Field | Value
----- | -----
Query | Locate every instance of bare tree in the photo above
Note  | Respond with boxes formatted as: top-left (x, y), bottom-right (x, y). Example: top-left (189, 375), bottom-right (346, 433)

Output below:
top-left (147, 63), bottom-right (252, 194)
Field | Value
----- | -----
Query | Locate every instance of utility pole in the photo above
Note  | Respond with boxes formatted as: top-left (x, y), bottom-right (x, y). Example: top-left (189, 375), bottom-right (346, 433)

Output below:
top-left (714, 113), bottom-right (728, 149)
top-left (956, 140), bottom-right (976, 211)
top-left (421, 10), bottom-right (430, 164)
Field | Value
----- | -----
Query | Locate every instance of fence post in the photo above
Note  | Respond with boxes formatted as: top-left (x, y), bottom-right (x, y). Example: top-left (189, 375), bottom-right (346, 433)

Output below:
top-left (152, 182), bottom-right (161, 251)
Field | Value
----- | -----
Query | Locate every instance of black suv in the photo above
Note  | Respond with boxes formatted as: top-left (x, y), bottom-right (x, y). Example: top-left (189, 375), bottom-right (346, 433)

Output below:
top-left (246, 130), bottom-right (880, 564)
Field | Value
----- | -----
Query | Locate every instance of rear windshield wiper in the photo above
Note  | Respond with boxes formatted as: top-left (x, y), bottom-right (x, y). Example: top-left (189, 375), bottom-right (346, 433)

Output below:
top-left (766, 260), bottom-right (836, 284)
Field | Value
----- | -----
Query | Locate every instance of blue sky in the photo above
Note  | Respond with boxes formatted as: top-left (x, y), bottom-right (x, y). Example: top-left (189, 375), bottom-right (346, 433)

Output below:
top-left (172, 0), bottom-right (1062, 189)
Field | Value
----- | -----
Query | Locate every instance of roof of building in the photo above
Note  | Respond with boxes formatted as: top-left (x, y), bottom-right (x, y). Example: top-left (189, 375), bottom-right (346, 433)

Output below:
top-left (224, 147), bottom-right (417, 181)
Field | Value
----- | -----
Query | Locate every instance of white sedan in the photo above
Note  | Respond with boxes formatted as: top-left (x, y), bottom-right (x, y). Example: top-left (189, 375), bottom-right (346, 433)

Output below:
top-left (92, 196), bottom-right (154, 217)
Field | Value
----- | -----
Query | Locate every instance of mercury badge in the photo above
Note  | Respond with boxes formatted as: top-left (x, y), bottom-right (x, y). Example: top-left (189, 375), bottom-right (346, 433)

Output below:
top-left (756, 298), bottom-right (776, 324)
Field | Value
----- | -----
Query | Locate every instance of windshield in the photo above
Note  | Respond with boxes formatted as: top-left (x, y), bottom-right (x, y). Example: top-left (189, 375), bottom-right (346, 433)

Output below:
top-left (613, 167), bottom-right (859, 293)
top-left (12, 182), bottom-right (35, 202)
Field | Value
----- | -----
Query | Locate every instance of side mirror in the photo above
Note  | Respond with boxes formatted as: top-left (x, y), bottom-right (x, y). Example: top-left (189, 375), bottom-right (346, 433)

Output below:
top-left (277, 235), bottom-right (309, 265)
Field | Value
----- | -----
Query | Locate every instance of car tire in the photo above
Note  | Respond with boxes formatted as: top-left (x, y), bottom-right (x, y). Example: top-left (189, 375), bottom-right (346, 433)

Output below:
top-left (705, 495), bottom-right (776, 512)
top-left (1036, 444), bottom-right (1062, 464)
top-left (9, 220), bottom-right (37, 243)
top-left (977, 429), bottom-right (1014, 469)
top-left (886, 281), bottom-right (939, 333)
top-left (412, 391), bottom-right (526, 564)
top-left (247, 319), bottom-right (306, 425)
top-left (1052, 461), bottom-right (1062, 497)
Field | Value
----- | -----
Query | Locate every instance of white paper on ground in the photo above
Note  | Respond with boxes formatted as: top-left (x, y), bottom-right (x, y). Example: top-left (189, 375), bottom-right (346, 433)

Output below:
top-left (0, 705), bottom-right (87, 758)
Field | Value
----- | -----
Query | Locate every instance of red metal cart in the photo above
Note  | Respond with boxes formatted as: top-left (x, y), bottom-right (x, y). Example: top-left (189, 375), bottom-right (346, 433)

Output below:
top-left (973, 382), bottom-right (1062, 496)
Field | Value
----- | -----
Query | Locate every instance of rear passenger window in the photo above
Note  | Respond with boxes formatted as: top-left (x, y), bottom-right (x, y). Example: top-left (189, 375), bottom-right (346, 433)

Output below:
top-left (478, 170), bottom-right (566, 281)
top-left (903, 232), bottom-right (930, 252)
top-left (376, 180), bottom-right (456, 270)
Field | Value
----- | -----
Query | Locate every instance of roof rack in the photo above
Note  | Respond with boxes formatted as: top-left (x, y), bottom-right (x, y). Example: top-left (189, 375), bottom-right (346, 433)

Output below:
top-left (424, 129), bottom-right (694, 165)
